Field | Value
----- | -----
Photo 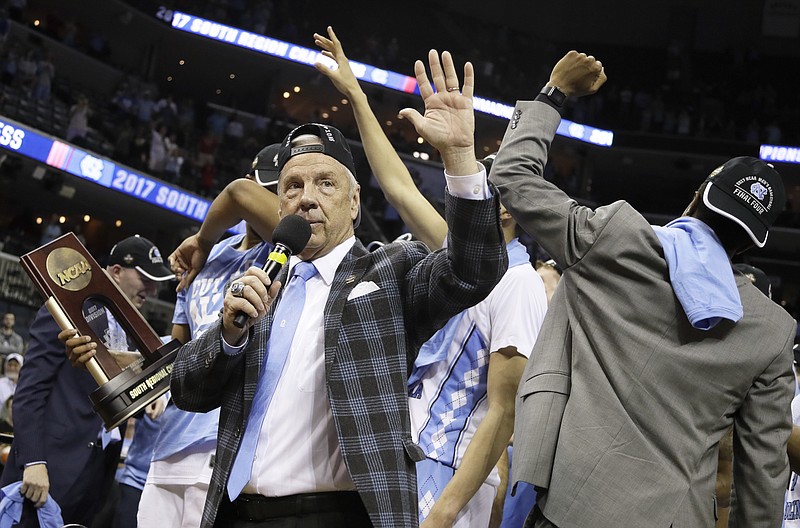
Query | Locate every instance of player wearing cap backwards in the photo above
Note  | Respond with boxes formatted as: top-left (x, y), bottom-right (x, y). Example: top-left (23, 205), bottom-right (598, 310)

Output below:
top-left (0, 235), bottom-right (173, 527)
top-left (490, 51), bottom-right (795, 528)
top-left (167, 48), bottom-right (507, 528)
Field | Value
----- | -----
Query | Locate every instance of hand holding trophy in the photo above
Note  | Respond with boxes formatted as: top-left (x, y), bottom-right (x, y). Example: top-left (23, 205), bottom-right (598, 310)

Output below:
top-left (20, 233), bottom-right (179, 429)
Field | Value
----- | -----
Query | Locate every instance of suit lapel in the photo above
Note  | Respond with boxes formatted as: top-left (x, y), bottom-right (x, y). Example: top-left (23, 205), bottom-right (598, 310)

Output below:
top-left (323, 241), bottom-right (369, 375)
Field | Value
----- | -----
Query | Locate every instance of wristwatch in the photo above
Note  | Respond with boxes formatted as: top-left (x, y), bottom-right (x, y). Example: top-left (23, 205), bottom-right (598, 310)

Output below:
top-left (539, 85), bottom-right (567, 107)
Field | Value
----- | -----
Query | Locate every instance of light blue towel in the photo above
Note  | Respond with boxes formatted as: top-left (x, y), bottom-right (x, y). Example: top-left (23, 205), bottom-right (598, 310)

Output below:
top-left (653, 217), bottom-right (742, 330)
top-left (0, 481), bottom-right (63, 528)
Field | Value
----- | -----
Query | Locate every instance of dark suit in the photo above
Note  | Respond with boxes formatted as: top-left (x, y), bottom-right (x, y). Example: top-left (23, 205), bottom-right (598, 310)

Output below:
top-left (0, 305), bottom-right (124, 526)
top-left (171, 191), bottom-right (507, 528)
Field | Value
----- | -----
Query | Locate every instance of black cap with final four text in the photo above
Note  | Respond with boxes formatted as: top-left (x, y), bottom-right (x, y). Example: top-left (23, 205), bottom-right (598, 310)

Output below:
top-left (702, 156), bottom-right (785, 248)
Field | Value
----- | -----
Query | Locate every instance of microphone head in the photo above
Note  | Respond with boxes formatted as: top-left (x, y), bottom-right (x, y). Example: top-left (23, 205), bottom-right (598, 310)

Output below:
top-left (272, 215), bottom-right (312, 255)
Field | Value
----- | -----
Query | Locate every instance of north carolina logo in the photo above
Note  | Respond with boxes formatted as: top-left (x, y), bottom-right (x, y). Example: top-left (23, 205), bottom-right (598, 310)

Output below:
top-left (79, 155), bottom-right (105, 181)
top-left (750, 182), bottom-right (768, 201)
top-left (149, 246), bottom-right (164, 264)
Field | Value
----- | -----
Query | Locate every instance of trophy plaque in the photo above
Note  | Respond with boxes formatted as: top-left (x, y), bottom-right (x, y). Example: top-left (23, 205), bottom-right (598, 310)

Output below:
top-left (20, 232), bottom-right (180, 429)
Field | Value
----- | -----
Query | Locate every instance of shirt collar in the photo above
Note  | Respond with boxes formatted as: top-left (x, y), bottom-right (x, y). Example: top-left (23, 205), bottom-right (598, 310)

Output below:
top-left (289, 236), bottom-right (356, 286)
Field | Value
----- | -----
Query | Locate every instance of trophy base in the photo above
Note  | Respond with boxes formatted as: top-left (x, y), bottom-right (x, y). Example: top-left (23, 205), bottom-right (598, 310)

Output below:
top-left (90, 339), bottom-right (181, 430)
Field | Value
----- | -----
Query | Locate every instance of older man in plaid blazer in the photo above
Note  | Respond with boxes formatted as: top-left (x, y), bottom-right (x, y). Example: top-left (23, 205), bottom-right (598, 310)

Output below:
top-left (169, 50), bottom-right (507, 528)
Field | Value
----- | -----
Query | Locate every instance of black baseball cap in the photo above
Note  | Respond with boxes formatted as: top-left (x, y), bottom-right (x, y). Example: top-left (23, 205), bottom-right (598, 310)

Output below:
top-left (702, 156), bottom-right (785, 248)
top-left (732, 263), bottom-right (771, 299)
top-left (250, 143), bottom-right (281, 188)
top-left (108, 235), bottom-right (174, 281)
top-left (278, 123), bottom-right (360, 227)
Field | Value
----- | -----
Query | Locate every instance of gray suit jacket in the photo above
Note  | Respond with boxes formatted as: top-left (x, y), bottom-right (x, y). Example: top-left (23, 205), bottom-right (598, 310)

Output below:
top-left (490, 100), bottom-right (795, 528)
top-left (170, 191), bottom-right (507, 528)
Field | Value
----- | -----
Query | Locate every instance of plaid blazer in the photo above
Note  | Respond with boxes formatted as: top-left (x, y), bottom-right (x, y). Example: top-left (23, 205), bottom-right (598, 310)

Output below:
top-left (170, 190), bottom-right (507, 528)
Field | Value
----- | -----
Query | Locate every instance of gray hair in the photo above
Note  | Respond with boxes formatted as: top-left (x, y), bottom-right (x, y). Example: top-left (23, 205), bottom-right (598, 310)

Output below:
top-left (280, 134), bottom-right (358, 198)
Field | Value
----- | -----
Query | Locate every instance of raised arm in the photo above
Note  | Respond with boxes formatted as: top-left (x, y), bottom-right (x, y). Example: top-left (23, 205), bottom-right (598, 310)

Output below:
top-left (397, 49), bottom-right (506, 347)
top-left (314, 27), bottom-right (446, 249)
top-left (170, 178), bottom-right (280, 289)
top-left (489, 51), bottom-right (607, 268)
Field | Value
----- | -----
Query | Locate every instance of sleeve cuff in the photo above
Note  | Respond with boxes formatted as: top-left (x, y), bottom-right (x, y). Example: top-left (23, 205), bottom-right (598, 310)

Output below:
top-left (534, 93), bottom-right (566, 114)
top-left (444, 165), bottom-right (491, 200)
top-left (222, 331), bottom-right (248, 356)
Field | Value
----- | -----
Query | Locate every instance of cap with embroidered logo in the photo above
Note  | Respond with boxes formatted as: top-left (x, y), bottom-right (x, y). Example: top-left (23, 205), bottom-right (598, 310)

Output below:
top-left (250, 143), bottom-right (281, 188)
top-left (702, 156), bottom-right (785, 248)
top-left (108, 235), bottom-right (174, 281)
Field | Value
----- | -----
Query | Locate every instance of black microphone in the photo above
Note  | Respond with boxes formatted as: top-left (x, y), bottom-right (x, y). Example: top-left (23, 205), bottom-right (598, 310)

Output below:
top-left (233, 214), bottom-right (312, 328)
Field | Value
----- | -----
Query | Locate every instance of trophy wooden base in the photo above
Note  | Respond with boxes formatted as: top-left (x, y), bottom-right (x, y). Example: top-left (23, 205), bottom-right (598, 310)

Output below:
top-left (91, 339), bottom-right (181, 430)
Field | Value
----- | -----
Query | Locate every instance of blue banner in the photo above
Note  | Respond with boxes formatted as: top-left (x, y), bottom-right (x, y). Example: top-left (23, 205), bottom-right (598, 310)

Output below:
top-left (168, 11), bottom-right (614, 145)
top-left (1, 115), bottom-right (245, 233)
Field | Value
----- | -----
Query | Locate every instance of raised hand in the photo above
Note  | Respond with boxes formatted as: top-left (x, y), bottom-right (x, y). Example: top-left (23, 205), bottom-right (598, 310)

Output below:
top-left (399, 50), bottom-right (477, 175)
top-left (313, 26), bottom-right (361, 98)
top-left (549, 51), bottom-right (607, 97)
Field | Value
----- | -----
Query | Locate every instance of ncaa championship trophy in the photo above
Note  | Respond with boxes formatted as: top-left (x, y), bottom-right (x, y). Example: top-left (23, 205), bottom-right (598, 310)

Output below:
top-left (20, 232), bottom-right (180, 429)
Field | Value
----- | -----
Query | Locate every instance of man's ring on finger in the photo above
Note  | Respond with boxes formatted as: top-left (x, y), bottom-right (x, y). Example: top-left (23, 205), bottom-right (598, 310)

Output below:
top-left (230, 281), bottom-right (246, 298)
top-left (447, 87), bottom-right (460, 92)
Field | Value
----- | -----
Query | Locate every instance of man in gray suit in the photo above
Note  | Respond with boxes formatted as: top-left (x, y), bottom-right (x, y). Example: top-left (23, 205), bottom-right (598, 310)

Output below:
top-left (490, 51), bottom-right (795, 527)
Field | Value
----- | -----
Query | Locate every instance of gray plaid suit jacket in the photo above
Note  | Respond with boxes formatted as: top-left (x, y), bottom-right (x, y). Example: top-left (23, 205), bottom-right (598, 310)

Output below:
top-left (490, 100), bottom-right (796, 528)
top-left (170, 190), bottom-right (507, 528)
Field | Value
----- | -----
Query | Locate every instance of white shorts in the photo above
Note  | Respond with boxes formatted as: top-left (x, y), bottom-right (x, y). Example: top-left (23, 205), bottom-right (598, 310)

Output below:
top-left (453, 480), bottom-right (497, 528)
top-left (137, 450), bottom-right (214, 528)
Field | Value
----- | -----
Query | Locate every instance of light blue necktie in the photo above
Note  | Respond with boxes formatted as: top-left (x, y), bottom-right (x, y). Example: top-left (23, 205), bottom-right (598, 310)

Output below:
top-left (227, 261), bottom-right (317, 499)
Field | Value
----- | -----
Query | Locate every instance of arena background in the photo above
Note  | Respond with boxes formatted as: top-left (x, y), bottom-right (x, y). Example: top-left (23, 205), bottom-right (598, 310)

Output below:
top-left (1, 0), bottom-right (798, 341)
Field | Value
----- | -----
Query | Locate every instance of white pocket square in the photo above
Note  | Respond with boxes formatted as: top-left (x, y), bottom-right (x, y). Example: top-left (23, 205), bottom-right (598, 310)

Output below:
top-left (347, 281), bottom-right (380, 300)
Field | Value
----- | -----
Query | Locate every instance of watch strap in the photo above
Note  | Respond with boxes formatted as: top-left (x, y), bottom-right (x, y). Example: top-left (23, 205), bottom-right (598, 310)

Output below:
top-left (536, 84), bottom-right (567, 108)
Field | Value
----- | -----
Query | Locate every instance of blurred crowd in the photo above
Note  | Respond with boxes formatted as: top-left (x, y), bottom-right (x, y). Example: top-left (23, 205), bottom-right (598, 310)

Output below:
top-left (0, 310), bottom-right (25, 472)
top-left (1, 0), bottom-right (798, 204)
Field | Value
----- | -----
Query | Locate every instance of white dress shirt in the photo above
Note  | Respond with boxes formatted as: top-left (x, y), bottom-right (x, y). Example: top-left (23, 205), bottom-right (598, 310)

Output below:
top-left (245, 237), bottom-right (356, 496)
